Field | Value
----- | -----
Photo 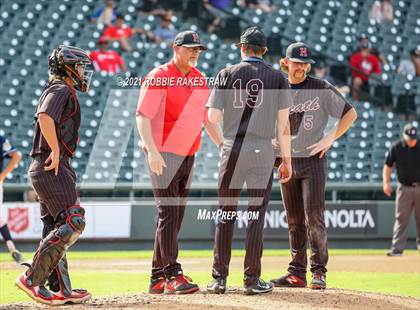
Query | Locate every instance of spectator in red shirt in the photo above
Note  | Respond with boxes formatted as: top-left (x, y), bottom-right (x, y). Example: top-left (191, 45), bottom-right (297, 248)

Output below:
top-left (89, 39), bottom-right (127, 74)
top-left (102, 14), bottom-right (155, 52)
top-left (349, 42), bottom-right (381, 101)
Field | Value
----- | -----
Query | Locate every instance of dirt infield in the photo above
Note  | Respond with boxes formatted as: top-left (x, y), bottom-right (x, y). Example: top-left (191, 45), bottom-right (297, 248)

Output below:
top-left (2, 288), bottom-right (420, 310)
top-left (1, 254), bottom-right (419, 309)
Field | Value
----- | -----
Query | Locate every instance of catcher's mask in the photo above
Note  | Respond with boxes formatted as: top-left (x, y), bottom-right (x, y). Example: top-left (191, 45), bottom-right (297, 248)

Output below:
top-left (48, 45), bottom-right (93, 92)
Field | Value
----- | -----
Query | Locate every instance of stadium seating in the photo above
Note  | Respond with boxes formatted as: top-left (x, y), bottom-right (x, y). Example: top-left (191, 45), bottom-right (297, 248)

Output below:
top-left (0, 0), bottom-right (418, 185)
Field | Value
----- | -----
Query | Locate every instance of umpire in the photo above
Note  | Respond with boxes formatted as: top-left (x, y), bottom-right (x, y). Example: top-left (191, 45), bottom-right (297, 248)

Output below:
top-left (383, 123), bottom-right (420, 256)
top-left (206, 27), bottom-right (292, 295)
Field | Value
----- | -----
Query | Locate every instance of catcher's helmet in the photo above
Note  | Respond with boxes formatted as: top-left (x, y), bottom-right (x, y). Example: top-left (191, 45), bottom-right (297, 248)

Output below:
top-left (48, 45), bottom-right (93, 92)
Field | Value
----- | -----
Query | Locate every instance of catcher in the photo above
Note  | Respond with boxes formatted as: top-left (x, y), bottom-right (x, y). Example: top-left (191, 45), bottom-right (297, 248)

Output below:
top-left (15, 45), bottom-right (93, 305)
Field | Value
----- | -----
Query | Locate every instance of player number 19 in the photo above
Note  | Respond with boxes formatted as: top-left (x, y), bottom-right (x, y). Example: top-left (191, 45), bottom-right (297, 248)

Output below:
top-left (232, 78), bottom-right (264, 108)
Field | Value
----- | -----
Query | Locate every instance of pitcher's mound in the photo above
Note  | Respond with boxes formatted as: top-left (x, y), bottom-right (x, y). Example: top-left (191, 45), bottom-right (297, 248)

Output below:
top-left (2, 288), bottom-right (420, 310)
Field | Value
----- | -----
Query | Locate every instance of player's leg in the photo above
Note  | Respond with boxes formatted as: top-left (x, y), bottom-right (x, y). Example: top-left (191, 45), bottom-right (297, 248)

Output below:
top-left (0, 183), bottom-right (22, 262)
top-left (243, 146), bottom-right (274, 295)
top-left (390, 185), bottom-right (415, 255)
top-left (209, 147), bottom-right (243, 293)
top-left (16, 163), bottom-right (90, 305)
top-left (150, 153), bottom-right (198, 294)
top-left (270, 172), bottom-right (307, 288)
top-left (301, 157), bottom-right (328, 289)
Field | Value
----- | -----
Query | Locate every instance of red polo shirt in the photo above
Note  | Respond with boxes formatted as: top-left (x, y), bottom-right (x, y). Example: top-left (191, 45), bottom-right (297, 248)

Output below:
top-left (89, 50), bottom-right (125, 73)
top-left (103, 25), bottom-right (133, 39)
top-left (136, 59), bottom-right (209, 156)
top-left (349, 52), bottom-right (381, 81)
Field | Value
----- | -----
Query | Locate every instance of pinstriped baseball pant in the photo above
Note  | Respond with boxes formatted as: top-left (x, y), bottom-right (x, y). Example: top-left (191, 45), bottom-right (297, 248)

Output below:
top-left (280, 155), bottom-right (328, 278)
top-left (149, 152), bottom-right (195, 279)
top-left (28, 155), bottom-right (78, 221)
top-left (212, 144), bottom-right (274, 283)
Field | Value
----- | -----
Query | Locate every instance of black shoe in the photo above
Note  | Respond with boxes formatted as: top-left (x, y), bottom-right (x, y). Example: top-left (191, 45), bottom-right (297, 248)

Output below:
top-left (207, 277), bottom-right (226, 294)
top-left (270, 273), bottom-right (307, 288)
top-left (244, 278), bottom-right (273, 295)
top-left (310, 273), bottom-right (326, 290)
top-left (386, 250), bottom-right (403, 257)
top-left (11, 250), bottom-right (23, 263)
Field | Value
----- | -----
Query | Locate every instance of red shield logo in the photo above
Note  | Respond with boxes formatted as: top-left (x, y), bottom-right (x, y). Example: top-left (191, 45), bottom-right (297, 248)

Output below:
top-left (7, 207), bottom-right (29, 233)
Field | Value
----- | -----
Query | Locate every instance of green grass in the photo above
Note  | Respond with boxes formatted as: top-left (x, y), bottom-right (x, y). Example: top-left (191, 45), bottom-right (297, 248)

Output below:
top-left (1, 249), bottom-right (417, 262)
top-left (1, 250), bottom-right (419, 304)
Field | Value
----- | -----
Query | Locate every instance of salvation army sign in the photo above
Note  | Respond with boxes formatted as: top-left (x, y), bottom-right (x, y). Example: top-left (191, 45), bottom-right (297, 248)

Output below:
top-left (1, 202), bottom-right (132, 240)
top-left (8, 207), bottom-right (30, 233)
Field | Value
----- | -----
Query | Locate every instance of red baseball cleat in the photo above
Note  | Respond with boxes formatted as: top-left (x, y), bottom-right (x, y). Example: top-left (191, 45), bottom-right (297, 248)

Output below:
top-left (149, 276), bottom-right (166, 294)
top-left (270, 273), bottom-right (307, 288)
top-left (164, 274), bottom-right (199, 294)
top-left (52, 289), bottom-right (91, 305)
top-left (15, 272), bottom-right (54, 305)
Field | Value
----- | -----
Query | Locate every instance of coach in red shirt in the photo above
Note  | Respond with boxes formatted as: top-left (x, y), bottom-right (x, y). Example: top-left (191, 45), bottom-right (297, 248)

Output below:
top-left (89, 39), bottom-right (127, 73)
top-left (136, 31), bottom-right (223, 295)
top-left (349, 42), bottom-right (381, 100)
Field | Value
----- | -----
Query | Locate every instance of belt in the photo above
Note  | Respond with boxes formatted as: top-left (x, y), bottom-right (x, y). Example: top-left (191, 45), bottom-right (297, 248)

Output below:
top-left (32, 153), bottom-right (70, 162)
top-left (402, 182), bottom-right (420, 187)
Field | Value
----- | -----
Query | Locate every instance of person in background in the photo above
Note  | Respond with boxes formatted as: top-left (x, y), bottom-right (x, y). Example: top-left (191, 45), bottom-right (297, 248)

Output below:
top-left (202, 0), bottom-right (232, 33)
top-left (349, 42), bottom-right (381, 101)
top-left (370, 0), bottom-right (393, 23)
top-left (0, 134), bottom-right (22, 263)
top-left (153, 15), bottom-right (178, 44)
top-left (239, 0), bottom-right (274, 12)
top-left (90, 0), bottom-right (118, 26)
top-left (89, 39), bottom-right (127, 74)
top-left (397, 49), bottom-right (420, 77)
top-left (102, 14), bottom-right (156, 52)
top-left (383, 124), bottom-right (420, 256)
top-left (312, 61), bottom-right (350, 96)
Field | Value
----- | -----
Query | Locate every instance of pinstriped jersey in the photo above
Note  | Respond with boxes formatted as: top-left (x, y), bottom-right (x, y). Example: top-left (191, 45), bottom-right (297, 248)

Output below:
top-left (207, 58), bottom-right (291, 147)
top-left (287, 76), bottom-right (353, 156)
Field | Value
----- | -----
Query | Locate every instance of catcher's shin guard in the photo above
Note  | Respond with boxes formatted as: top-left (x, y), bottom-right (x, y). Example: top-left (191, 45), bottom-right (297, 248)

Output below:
top-left (25, 206), bottom-right (85, 288)
top-left (41, 215), bottom-right (72, 295)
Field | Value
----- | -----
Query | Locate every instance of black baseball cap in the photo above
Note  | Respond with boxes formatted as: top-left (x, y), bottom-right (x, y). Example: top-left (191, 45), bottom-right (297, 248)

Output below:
top-left (236, 27), bottom-right (267, 47)
top-left (403, 123), bottom-right (418, 140)
top-left (174, 31), bottom-right (207, 50)
top-left (286, 42), bottom-right (315, 64)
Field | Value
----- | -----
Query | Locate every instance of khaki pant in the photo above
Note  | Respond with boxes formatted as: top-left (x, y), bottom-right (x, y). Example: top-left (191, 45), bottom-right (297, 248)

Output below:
top-left (391, 184), bottom-right (420, 252)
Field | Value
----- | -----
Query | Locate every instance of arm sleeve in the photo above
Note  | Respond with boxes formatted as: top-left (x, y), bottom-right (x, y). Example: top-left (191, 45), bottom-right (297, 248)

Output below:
top-left (324, 81), bottom-right (353, 118)
top-left (136, 69), bottom-right (167, 119)
top-left (36, 85), bottom-right (70, 123)
top-left (206, 70), bottom-right (227, 110)
top-left (384, 145), bottom-right (395, 167)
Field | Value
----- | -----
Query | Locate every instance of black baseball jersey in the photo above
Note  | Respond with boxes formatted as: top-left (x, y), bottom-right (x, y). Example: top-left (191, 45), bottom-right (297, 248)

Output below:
top-left (385, 139), bottom-right (420, 185)
top-left (30, 80), bottom-right (81, 158)
top-left (207, 57), bottom-right (291, 148)
top-left (287, 76), bottom-right (353, 157)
